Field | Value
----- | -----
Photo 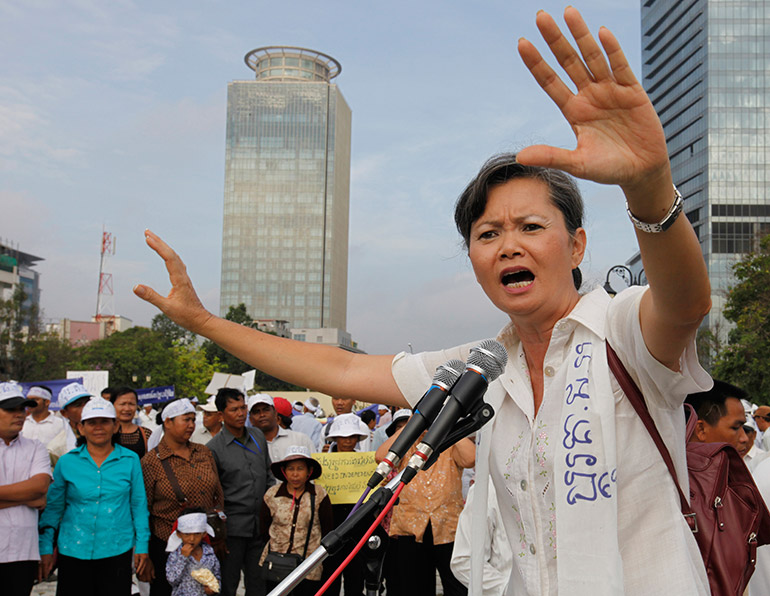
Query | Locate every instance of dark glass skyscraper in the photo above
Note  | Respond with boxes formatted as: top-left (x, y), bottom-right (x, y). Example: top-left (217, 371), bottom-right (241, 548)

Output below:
top-left (631, 0), bottom-right (770, 334)
top-left (220, 47), bottom-right (351, 330)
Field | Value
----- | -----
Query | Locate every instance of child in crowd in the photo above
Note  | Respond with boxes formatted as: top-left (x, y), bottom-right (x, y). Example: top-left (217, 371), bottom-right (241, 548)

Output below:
top-left (260, 445), bottom-right (333, 595)
top-left (165, 510), bottom-right (221, 596)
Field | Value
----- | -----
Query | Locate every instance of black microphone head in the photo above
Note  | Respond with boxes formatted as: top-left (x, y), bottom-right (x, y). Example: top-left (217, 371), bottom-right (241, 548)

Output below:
top-left (467, 340), bottom-right (508, 381)
top-left (434, 360), bottom-right (465, 387)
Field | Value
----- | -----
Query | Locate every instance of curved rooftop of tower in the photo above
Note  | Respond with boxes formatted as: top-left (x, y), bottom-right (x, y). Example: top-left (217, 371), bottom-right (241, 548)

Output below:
top-left (244, 46), bottom-right (341, 82)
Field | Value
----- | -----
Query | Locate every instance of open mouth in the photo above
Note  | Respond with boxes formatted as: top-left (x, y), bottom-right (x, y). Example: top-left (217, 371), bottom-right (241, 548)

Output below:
top-left (501, 269), bottom-right (535, 288)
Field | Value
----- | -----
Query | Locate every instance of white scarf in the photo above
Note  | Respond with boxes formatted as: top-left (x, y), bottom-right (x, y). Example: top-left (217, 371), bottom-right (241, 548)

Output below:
top-left (471, 320), bottom-right (624, 594)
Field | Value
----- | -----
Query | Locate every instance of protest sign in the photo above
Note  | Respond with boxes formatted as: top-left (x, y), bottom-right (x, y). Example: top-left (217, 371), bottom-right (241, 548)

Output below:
top-left (313, 451), bottom-right (377, 505)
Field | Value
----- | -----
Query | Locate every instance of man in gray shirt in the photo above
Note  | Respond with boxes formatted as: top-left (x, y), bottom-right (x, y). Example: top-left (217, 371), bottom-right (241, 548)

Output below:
top-left (208, 388), bottom-right (275, 596)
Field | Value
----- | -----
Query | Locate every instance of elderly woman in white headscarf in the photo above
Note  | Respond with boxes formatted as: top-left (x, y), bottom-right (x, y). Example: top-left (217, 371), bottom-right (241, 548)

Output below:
top-left (140, 399), bottom-right (224, 596)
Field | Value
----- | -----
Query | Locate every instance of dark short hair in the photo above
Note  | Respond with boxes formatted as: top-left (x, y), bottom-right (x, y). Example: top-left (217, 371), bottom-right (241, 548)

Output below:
top-left (110, 386), bottom-right (138, 404)
top-left (278, 413), bottom-right (292, 428)
top-left (30, 384), bottom-right (53, 395)
top-left (685, 379), bottom-right (748, 426)
top-left (101, 386), bottom-right (117, 400)
top-left (360, 410), bottom-right (376, 425)
top-left (454, 153), bottom-right (585, 290)
top-left (215, 388), bottom-right (245, 412)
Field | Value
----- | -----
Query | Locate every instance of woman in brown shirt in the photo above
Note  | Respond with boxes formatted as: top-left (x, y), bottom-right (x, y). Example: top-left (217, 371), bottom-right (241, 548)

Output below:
top-left (375, 420), bottom-right (475, 596)
top-left (140, 398), bottom-right (224, 596)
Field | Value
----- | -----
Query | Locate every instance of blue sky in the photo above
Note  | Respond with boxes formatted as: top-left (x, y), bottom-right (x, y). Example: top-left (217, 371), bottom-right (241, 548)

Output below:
top-left (2, 0), bottom-right (643, 355)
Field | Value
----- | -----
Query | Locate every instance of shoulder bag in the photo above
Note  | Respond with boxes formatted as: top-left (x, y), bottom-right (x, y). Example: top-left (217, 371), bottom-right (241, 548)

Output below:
top-left (607, 343), bottom-right (770, 596)
top-left (263, 490), bottom-right (316, 584)
top-left (156, 450), bottom-right (228, 556)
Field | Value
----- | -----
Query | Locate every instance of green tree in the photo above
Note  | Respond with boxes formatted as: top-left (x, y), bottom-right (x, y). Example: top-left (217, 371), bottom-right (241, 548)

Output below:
top-left (202, 304), bottom-right (257, 375)
top-left (712, 234), bottom-right (770, 403)
top-left (12, 334), bottom-right (74, 382)
top-left (151, 313), bottom-right (197, 347)
top-left (70, 326), bottom-right (177, 388)
top-left (70, 325), bottom-right (219, 399)
top-left (0, 285), bottom-right (71, 381)
top-left (172, 343), bottom-right (218, 398)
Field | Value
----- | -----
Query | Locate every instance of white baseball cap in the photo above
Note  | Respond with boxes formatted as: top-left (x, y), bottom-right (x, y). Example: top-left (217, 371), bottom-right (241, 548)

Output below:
top-left (247, 393), bottom-right (274, 411)
top-left (80, 398), bottom-right (117, 421)
top-left (57, 382), bottom-right (93, 409)
top-left (0, 381), bottom-right (36, 410)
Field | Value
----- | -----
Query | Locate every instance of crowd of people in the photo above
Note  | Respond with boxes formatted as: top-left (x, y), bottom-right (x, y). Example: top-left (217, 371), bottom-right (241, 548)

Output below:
top-left (7, 6), bottom-right (770, 596)
top-left (3, 378), bottom-right (466, 596)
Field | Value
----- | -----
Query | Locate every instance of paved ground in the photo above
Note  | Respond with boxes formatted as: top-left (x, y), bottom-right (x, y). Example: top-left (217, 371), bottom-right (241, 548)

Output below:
top-left (31, 576), bottom-right (248, 595)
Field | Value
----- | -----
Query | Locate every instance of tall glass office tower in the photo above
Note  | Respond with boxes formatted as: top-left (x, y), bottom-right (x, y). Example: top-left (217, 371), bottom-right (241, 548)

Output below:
top-left (630, 0), bottom-right (770, 334)
top-left (220, 47), bottom-right (351, 330)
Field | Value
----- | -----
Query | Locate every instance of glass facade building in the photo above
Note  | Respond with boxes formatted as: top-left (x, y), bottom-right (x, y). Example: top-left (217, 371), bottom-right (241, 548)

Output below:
top-left (221, 47), bottom-right (351, 330)
top-left (630, 0), bottom-right (770, 334)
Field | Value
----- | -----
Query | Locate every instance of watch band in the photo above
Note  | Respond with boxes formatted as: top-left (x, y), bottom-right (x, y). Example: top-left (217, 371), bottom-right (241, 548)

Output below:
top-left (626, 185), bottom-right (683, 233)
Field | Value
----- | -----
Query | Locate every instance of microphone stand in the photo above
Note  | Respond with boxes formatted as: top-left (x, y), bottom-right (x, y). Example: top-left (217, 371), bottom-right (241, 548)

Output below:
top-left (266, 401), bottom-right (496, 596)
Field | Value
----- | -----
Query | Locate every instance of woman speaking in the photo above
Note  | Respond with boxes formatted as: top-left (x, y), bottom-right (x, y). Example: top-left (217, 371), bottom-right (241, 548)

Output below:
top-left (134, 8), bottom-right (712, 595)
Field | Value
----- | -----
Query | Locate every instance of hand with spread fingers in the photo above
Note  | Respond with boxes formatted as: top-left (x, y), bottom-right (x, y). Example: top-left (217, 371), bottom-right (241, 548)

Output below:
top-left (516, 7), bottom-right (670, 194)
top-left (133, 230), bottom-right (214, 334)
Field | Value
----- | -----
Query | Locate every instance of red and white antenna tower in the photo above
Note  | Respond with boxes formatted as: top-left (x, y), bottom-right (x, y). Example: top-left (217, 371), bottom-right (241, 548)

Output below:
top-left (95, 227), bottom-right (116, 320)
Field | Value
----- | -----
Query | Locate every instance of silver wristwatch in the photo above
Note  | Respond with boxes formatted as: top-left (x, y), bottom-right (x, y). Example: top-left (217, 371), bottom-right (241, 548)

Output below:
top-left (626, 185), bottom-right (683, 233)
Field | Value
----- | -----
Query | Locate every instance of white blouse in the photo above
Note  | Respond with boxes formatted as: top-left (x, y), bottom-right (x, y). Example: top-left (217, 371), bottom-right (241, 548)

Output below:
top-left (392, 286), bottom-right (712, 595)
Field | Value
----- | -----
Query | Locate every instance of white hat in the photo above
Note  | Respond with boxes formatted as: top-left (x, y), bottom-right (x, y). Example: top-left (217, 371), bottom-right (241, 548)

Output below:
top-left (0, 381), bottom-right (36, 410)
top-left (161, 398), bottom-right (196, 421)
top-left (246, 393), bottom-right (273, 411)
top-left (27, 386), bottom-right (53, 401)
top-left (304, 399), bottom-right (318, 413)
top-left (199, 400), bottom-right (218, 413)
top-left (386, 409), bottom-right (412, 437)
top-left (327, 413), bottom-right (367, 440)
top-left (377, 404), bottom-right (389, 412)
top-left (165, 512), bottom-right (215, 552)
top-left (80, 398), bottom-right (116, 421)
top-left (293, 400), bottom-right (304, 413)
top-left (57, 382), bottom-right (93, 409)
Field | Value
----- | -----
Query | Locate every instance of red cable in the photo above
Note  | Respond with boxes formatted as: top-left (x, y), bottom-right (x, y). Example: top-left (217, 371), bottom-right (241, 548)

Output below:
top-left (314, 482), bottom-right (405, 596)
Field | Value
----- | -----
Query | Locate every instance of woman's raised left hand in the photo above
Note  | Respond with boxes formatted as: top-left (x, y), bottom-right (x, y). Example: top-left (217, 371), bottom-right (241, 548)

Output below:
top-left (516, 7), bottom-right (670, 194)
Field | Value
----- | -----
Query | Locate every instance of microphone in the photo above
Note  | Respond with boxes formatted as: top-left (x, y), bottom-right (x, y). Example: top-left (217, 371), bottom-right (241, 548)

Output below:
top-left (367, 359), bottom-right (465, 488)
top-left (402, 339), bottom-right (508, 481)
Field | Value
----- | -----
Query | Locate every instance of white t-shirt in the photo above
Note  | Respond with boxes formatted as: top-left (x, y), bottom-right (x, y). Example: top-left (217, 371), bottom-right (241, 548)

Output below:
top-left (392, 287), bottom-right (712, 596)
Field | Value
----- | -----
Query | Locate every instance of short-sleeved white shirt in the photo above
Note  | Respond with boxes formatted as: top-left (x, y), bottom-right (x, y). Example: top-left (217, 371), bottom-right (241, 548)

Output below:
top-left (392, 287), bottom-right (712, 595)
top-left (0, 434), bottom-right (52, 562)
top-left (267, 427), bottom-right (319, 463)
top-left (21, 412), bottom-right (66, 447)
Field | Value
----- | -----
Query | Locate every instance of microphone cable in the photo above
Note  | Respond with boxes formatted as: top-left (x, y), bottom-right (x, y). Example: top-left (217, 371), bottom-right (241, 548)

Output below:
top-left (313, 481), bottom-right (406, 596)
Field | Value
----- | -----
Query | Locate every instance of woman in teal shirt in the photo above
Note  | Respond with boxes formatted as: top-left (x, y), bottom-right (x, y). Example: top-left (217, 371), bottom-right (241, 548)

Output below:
top-left (39, 397), bottom-right (151, 596)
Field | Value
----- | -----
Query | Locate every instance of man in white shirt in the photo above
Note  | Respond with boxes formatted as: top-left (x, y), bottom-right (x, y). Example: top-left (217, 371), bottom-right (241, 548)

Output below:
top-left (290, 398), bottom-right (324, 451)
top-left (0, 382), bottom-right (52, 596)
top-left (247, 393), bottom-right (315, 462)
top-left (190, 400), bottom-right (222, 445)
top-left (754, 406), bottom-right (770, 451)
top-left (20, 385), bottom-right (65, 447)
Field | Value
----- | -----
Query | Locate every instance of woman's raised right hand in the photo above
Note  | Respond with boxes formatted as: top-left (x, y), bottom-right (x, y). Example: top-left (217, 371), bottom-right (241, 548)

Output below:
top-left (133, 230), bottom-right (214, 335)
